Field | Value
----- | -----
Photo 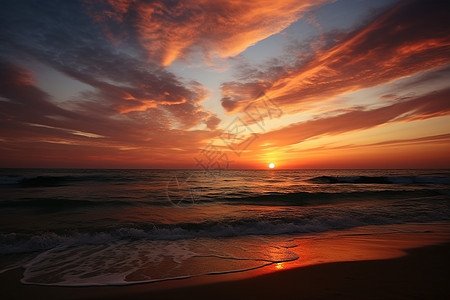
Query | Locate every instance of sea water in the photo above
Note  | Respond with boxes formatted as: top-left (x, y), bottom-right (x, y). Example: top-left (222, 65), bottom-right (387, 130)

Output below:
top-left (0, 169), bottom-right (449, 286)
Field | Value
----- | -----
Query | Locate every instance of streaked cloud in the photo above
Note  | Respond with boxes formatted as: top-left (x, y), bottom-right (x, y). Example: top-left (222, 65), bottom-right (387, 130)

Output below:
top-left (0, 59), bottom-right (220, 168)
top-left (85, 0), bottom-right (332, 66)
top-left (221, 0), bottom-right (450, 113)
top-left (0, 0), bottom-right (222, 167)
top-left (251, 87), bottom-right (450, 148)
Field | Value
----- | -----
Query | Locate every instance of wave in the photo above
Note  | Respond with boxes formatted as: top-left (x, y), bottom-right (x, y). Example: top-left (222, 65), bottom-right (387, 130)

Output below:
top-left (0, 189), bottom-right (446, 211)
top-left (0, 174), bottom-right (137, 187)
top-left (220, 189), bottom-right (447, 206)
top-left (2, 205), bottom-right (448, 255)
top-left (0, 175), bottom-right (32, 185)
top-left (308, 175), bottom-right (450, 184)
top-left (0, 198), bottom-right (138, 209)
top-left (0, 189), bottom-right (445, 211)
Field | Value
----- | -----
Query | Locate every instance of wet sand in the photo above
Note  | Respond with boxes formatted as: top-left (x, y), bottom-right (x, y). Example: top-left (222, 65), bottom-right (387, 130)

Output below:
top-left (1, 241), bottom-right (449, 300)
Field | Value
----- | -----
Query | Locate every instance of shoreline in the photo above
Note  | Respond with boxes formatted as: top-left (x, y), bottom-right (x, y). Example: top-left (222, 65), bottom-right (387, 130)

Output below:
top-left (1, 231), bottom-right (449, 300)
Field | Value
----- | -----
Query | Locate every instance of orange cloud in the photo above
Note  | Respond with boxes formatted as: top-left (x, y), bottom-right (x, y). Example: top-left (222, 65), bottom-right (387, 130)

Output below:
top-left (251, 87), bottom-right (450, 148)
top-left (86, 0), bottom-right (332, 66)
top-left (0, 60), bottom-right (220, 168)
top-left (298, 133), bottom-right (450, 154)
top-left (289, 141), bottom-right (450, 169)
top-left (59, 56), bottom-right (214, 130)
top-left (222, 0), bottom-right (450, 113)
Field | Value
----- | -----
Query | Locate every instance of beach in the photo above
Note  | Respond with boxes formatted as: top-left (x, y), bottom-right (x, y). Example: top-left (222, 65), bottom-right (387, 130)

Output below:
top-left (1, 239), bottom-right (449, 300)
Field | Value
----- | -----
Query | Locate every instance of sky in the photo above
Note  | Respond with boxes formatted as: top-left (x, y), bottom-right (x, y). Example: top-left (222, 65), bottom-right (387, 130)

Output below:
top-left (0, 0), bottom-right (449, 169)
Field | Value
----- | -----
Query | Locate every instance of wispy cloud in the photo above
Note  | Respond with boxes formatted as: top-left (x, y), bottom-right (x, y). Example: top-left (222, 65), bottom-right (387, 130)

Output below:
top-left (297, 133), bottom-right (450, 153)
top-left (0, 1), bottom-right (222, 167)
top-left (0, 60), bottom-right (220, 168)
top-left (85, 0), bottom-right (332, 66)
top-left (251, 87), bottom-right (450, 148)
top-left (221, 0), bottom-right (450, 113)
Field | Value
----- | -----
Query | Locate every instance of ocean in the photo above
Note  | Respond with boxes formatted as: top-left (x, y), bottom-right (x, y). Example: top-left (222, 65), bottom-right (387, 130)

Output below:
top-left (0, 169), bottom-right (449, 286)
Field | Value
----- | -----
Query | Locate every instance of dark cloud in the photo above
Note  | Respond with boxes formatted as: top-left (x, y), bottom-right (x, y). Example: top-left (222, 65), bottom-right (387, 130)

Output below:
top-left (84, 0), bottom-right (332, 66)
top-left (0, 61), bottom-right (72, 120)
top-left (0, 0), bottom-right (217, 129)
top-left (0, 58), bottom-right (220, 167)
top-left (0, 0), bottom-right (221, 167)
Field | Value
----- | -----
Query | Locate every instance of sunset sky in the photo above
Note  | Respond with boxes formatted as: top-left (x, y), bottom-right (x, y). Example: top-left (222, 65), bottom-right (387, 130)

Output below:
top-left (0, 0), bottom-right (449, 169)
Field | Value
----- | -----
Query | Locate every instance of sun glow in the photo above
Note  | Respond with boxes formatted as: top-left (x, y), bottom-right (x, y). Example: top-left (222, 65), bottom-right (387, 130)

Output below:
top-left (269, 163), bottom-right (275, 169)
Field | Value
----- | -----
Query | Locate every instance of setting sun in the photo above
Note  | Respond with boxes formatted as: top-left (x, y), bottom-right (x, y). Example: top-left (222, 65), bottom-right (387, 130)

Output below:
top-left (269, 163), bottom-right (275, 169)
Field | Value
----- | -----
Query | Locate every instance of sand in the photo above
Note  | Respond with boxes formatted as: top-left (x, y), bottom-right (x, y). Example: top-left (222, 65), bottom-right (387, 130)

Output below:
top-left (1, 241), bottom-right (449, 300)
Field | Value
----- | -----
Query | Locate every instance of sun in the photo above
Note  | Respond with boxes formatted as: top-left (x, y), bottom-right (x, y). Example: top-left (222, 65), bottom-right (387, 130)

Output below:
top-left (268, 163), bottom-right (275, 169)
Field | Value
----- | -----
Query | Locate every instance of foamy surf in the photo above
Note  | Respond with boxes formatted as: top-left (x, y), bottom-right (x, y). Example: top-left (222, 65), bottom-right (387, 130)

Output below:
top-left (18, 237), bottom-right (298, 286)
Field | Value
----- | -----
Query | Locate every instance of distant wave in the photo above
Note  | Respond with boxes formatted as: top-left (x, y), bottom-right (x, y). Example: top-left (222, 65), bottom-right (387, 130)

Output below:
top-left (0, 174), bottom-right (138, 187)
top-left (0, 189), bottom-right (446, 210)
top-left (0, 189), bottom-right (449, 211)
top-left (308, 175), bottom-right (450, 184)
top-left (0, 176), bottom-right (32, 185)
top-left (0, 198), bottom-right (138, 209)
top-left (219, 189), bottom-right (447, 206)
